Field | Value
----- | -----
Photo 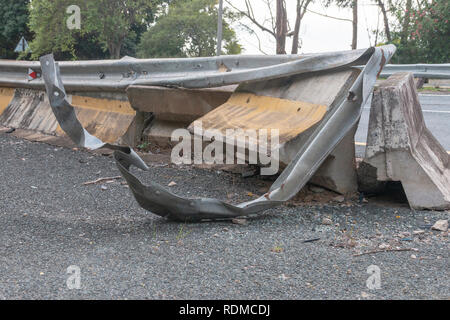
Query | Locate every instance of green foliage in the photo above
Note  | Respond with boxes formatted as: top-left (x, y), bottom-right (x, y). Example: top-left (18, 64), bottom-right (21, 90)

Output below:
top-left (28, 0), bottom-right (161, 60)
top-left (0, 0), bottom-right (32, 59)
top-left (83, 0), bottom-right (161, 59)
top-left (28, 0), bottom-right (85, 60)
top-left (391, 0), bottom-right (449, 63)
top-left (138, 0), bottom-right (242, 58)
top-left (14, 0), bottom-right (241, 60)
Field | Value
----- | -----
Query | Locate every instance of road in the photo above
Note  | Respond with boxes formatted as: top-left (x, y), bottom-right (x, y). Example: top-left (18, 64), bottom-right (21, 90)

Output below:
top-left (355, 94), bottom-right (450, 157)
top-left (0, 133), bottom-right (448, 300)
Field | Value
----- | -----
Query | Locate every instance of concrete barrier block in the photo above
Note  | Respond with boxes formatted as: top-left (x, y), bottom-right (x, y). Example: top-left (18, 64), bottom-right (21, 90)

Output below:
top-left (69, 93), bottom-right (135, 144)
top-left (0, 88), bottom-right (59, 135)
top-left (190, 68), bottom-right (361, 195)
top-left (127, 85), bottom-right (235, 146)
top-left (0, 87), bottom-right (15, 114)
top-left (142, 119), bottom-right (187, 147)
top-left (0, 88), bottom-right (135, 145)
top-left (360, 72), bottom-right (450, 210)
top-left (310, 124), bottom-right (359, 194)
top-left (127, 85), bottom-right (234, 122)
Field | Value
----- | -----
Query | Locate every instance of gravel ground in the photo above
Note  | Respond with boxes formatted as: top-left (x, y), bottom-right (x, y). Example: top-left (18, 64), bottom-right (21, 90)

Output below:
top-left (0, 133), bottom-right (448, 300)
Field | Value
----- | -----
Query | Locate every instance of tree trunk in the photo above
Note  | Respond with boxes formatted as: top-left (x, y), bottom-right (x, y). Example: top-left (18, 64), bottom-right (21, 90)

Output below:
top-left (352, 0), bottom-right (358, 50)
top-left (291, 1), bottom-right (302, 54)
top-left (276, 0), bottom-right (287, 54)
top-left (401, 0), bottom-right (412, 45)
top-left (109, 41), bottom-right (123, 59)
top-left (377, 0), bottom-right (391, 42)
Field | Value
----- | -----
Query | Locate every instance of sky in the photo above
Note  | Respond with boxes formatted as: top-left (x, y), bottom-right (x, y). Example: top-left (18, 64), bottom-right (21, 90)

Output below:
top-left (227, 0), bottom-right (384, 55)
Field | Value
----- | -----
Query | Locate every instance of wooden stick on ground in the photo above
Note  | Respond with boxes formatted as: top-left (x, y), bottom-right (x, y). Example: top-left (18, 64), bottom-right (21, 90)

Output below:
top-left (82, 176), bottom-right (122, 186)
top-left (353, 248), bottom-right (415, 257)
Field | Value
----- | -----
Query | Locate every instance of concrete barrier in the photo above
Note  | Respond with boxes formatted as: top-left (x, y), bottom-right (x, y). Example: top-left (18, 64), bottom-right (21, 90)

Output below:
top-left (126, 85), bottom-right (235, 146)
top-left (0, 89), bottom-right (59, 135)
top-left (69, 92), bottom-right (136, 144)
top-left (191, 68), bottom-right (362, 194)
top-left (359, 72), bottom-right (450, 210)
top-left (35, 47), bottom-right (394, 221)
top-left (0, 88), bottom-right (15, 115)
top-left (127, 70), bottom-right (362, 195)
top-left (0, 88), bottom-right (136, 144)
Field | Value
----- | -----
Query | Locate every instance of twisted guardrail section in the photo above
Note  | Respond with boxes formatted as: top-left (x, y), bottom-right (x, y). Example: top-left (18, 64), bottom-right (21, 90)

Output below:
top-left (38, 45), bottom-right (396, 221)
top-left (4, 49), bottom-right (443, 94)
top-left (0, 55), bottom-right (307, 92)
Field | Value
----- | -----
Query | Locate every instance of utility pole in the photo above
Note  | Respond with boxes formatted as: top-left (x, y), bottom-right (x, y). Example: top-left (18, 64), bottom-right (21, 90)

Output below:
top-left (352, 0), bottom-right (358, 50)
top-left (217, 0), bottom-right (223, 56)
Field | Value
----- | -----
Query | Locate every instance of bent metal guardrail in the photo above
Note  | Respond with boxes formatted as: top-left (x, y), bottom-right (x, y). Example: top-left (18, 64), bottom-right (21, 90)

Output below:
top-left (38, 46), bottom-right (396, 221)
top-left (0, 55), bottom-right (313, 92)
top-left (5, 50), bottom-right (443, 94)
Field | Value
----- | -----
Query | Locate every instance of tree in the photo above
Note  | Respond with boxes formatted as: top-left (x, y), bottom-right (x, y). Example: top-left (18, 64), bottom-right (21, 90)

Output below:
top-left (325, 0), bottom-right (358, 49)
top-left (400, 0), bottom-right (412, 45)
top-left (390, 0), bottom-right (449, 63)
top-left (28, 0), bottom-right (77, 60)
top-left (275, 0), bottom-right (287, 54)
top-left (291, 0), bottom-right (313, 54)
top-left (28, 0), bottom-right (161, 60)
top-left (138, 0), bottom-right (242, 58)
top-left (84, 0), bottom-right (161, 59)
top-left (0, 0), bottom-right (32, 59)
top-left (375, 0), bottom-right (392, 42)
top-left (226, 0), bottom-right (314, 54)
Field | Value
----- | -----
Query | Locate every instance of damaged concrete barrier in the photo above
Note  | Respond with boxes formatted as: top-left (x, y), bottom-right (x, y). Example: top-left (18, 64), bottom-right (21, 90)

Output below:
top-left (0, 89), bottom-right (60, 136)
top-left (126, 85), bottom-right (235, 146)
top-left (0, 88), bottom-right (136, 145)
top-left (39, 47), bottom-right (395, 221)
top-left (191, 67), bottom-right (362, 194)
top-left (359, 72), bottom-right (450, 210)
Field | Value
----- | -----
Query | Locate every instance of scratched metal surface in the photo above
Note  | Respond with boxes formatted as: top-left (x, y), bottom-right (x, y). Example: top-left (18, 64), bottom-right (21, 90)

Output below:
top-left (7, 49), bottom-right (370, 92)
top-left (39, 46), bottom-right (396, 221)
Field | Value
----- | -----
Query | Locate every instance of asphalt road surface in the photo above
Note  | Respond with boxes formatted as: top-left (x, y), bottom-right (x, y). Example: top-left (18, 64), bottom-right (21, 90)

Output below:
top-left (0, 133), bottom-right (448, 300)
top-left (355, 94), bottom-right (450, 157)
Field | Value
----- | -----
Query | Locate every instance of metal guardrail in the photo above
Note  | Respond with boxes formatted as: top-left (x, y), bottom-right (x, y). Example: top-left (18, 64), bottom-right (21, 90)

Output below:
top-left (38, 47), bottom-right (396, 220)
top-left (1, 51), bottom-right (448, 94)
top-left (0, 48), bottom-right (381, 92)
top-left (379, 64), bottom-right (450, 79)
top-left (0, 55), bottom-right (308, 92)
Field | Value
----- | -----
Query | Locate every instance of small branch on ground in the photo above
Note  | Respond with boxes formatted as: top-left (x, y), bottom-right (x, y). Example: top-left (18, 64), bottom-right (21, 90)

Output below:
top-left (82, 176), bottom-right (122, 186)
top-left (353, 248), bottom-right (415, 257)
